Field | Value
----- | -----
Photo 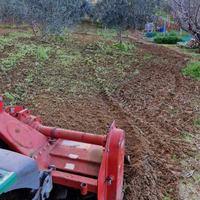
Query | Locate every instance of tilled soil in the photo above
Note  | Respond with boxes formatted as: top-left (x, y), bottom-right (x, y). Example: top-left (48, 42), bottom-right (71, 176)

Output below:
top-left (0, 23), bottom-right (200, 200)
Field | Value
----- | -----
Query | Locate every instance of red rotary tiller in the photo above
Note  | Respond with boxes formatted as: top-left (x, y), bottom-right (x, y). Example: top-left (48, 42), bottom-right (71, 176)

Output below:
top-left (0, 94), bottom-right (125, 200)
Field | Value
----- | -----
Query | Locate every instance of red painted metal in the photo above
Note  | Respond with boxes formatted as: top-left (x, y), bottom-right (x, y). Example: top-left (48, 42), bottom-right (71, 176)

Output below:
top-left (0, 94), bottom-right (125, 200)
top-left (80, 183), bottom-right (88, 195)
top-left (0, 97), bottom-right (47, 156)
top-left (97, 121), bottom-right (125, 200)
top-left (21, 116), bottom-right (107, 147)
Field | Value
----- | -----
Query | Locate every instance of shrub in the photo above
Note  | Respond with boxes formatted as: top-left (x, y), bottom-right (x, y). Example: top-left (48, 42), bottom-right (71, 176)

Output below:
top-left (182, 60), bottom-right (200, 81)
top-left (169, 30), bottom-right (178, 37)
top-left (154, 36), bottom-right (184, 44)
top-left (152, 31), bottom-right (157, 37)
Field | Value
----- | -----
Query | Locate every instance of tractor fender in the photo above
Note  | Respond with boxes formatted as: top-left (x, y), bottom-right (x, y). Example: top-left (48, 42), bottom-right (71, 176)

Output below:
top-left (0, 149), bottom-right (39, 193)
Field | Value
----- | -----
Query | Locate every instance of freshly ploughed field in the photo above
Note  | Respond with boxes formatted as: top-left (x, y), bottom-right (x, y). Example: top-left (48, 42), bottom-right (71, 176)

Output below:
top-left (0, 21), bottom-right (200, 200)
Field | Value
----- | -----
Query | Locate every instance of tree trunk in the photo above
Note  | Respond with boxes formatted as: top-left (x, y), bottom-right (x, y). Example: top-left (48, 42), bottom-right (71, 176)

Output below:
top-left (119, 28), bottom-right (122, 46)
top-left (106, 27), bottom-right (108, 37)
top-left (198, 44), bottom-right (200, 54)
top-left (37, 41), bottom-right (40, 54)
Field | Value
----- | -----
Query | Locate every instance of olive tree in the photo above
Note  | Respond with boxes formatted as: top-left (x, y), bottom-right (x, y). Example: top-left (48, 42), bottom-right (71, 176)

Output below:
top-left (0, 0), bottom-right (86, 52)
top-left (91, 0), bottom-right (161, 45)
top-left (167, 0), bottom-right (200, 53)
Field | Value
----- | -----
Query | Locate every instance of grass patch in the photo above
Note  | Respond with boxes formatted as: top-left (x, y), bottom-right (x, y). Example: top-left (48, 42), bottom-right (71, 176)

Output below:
top-left (182, 60), bottom-right (200, 81)
top-left (2, 25), bottom-right (14, 29)
top-left (53, 36), bottom-right (65, 40)
top-left (104, 35), bottom-right (111, 39)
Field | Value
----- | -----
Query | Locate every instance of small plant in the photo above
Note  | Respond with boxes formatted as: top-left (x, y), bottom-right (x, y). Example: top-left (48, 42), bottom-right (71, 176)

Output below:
top-left (180, 160), bottom-right (185, 166)
top-left (172, 154), bottom-right (177, 160)
top-left (180, 132), bottom-right (192, 142)
top-left (112, 43), bottom-right (128, 50)
top-left (194, 114), bottom-right (200, 125)
top-left (163, 197), bottom-right (169, 200)
top-left (37, 46), bottom-right (49, 60)
top-left (143, 54), bottom-right (153, 60)
top-left (196, 175), bottom-right (200, 181)
top-left (169, 188), bottom-right (173, 193)
top-left (104, 35), bottom-right (111, 39)
top-left (168, 109), bottom-right (178, 114)
top-left (173, 138), bottom-right (179, 142)
top-left (132, 69), bottom-right (139, 75)
top-left (53, 36), bottom-right (65, 40)
top-left (182, 60), bottom-right (200, 81)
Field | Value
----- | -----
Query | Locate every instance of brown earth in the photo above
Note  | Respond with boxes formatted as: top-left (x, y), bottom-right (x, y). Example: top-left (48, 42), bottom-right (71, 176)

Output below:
top-left (0, 22), bottom-right (200, 200)
top-left (0, 22), bottom-right (27, 35)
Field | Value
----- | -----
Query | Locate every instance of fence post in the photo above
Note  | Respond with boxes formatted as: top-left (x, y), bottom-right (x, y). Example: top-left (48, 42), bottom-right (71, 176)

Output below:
top-left (163, 18), bottom-right (166, 36)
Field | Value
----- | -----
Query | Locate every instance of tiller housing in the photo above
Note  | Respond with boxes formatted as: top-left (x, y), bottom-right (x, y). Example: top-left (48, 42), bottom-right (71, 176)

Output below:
top-left (0, 94), bottom-right (125, 200)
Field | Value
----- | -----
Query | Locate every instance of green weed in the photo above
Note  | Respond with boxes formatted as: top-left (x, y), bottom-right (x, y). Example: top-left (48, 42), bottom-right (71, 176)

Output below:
top-left (143, 54), bottom-right (153, 60)
top-left (104, 35), bottom-right (111, 39)
top-left (169, 188), bottom-right (173, 193)
top-left (37, 46), bottom-right (49, 60)
top-left (112, 43), bottom-right (128, 50)
top-left (196, 175), bottom-right (200, 181)
top-left (182, 60), bottom-right (200, 81)
top-left (132, 69), bottom-right (139, 75)
top-left (173, 138), bottom-right (179, 142)
top-left (172, 154), bottom-right (177, 161)
top-left (168, 109), bottom-right (178, 114)
top-left (194, 114), bottom-right (200, 125)
top-left (53, 36), bottom-right (65, 40)
top-left (10, 32), bottom-right (32, 38)
top-left (180, 132), bottom-right (192, 142)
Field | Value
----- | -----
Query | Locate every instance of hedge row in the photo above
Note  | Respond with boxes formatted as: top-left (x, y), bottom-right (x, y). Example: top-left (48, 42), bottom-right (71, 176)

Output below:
top-left (154, 36), bottom-right (184, 44)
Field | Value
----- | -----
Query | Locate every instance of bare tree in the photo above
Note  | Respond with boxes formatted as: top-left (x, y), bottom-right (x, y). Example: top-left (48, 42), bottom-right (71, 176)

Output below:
top-left (168, 0), bottom-right (200, 53)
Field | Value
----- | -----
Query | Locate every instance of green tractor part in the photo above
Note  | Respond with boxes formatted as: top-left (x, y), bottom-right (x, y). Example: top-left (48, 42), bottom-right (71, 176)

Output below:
top-left (0, 169), bottom-right (17, 195)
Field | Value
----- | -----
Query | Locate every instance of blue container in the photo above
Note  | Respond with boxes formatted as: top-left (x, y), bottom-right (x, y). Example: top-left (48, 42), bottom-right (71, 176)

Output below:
top-left (160, 27), bottom-right (166, 32)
